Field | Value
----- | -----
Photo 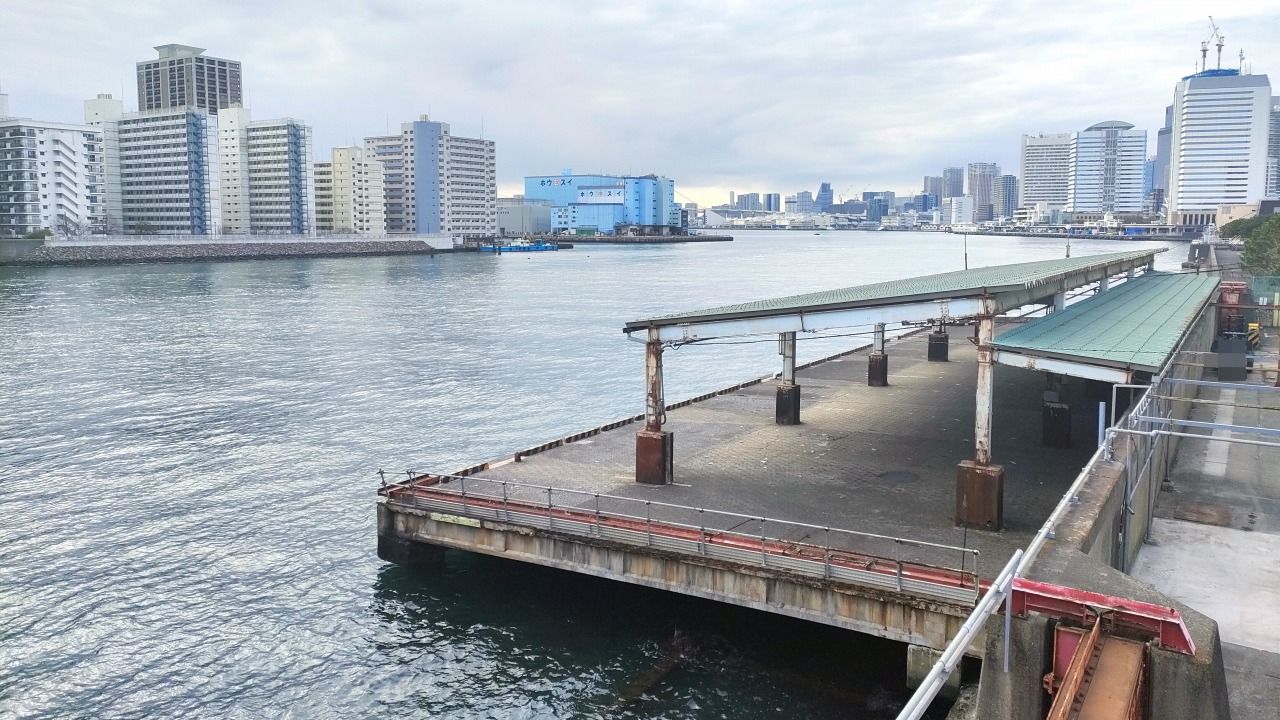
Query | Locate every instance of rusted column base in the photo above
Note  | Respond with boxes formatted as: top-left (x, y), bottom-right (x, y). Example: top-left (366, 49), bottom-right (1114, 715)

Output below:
top-left (1042, 402), bottom-right (1073, 448)
top-left (927, 332), bottom-right (949, 361)
top-left (956, 461), bottom-right (1005, 531)
top-left (377, 535), bottom-right (446, 569)
top-left (635, 430), bottom-right (674, 485)
top-left (775, 384), bottom-right (801, 425)
top-left (868, 352), bottom-right (889, 386)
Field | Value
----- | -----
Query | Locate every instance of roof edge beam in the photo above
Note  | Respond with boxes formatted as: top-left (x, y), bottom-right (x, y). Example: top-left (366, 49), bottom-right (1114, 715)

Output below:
top-left (993, 350), bottom-right (1132, 384)
top-left (642, 298), bottom-right (985, 343)
top-left (989, 255), bottom-right (1153, 313)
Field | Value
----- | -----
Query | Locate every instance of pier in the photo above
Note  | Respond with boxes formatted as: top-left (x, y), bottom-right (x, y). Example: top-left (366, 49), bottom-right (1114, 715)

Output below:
top-left (379, 249), bottom-right (1246, 718)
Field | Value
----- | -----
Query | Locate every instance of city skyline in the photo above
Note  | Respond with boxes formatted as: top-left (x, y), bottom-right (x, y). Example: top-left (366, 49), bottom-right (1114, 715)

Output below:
top-left (3, 1), bottom-right (1279, 207)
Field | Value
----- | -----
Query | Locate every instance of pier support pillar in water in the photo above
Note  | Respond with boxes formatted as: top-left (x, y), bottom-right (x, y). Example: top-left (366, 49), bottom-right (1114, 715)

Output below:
top-left (636, 328), bottom-right (674, 485)
top-left (776, 331), bottom-right (801, 424)
top-left (927, 323), bottom-right (949, 362)
top-left (1042, 374), bottom-right (1072, 449)
top-left (906, 645), bottom-right (959, 700)
top-left (868, 323), bottom-right (888, 386)
top-left (957, 312), bottom-right (1004, 530)
top-left (377, 504), bottom-right (446, 568)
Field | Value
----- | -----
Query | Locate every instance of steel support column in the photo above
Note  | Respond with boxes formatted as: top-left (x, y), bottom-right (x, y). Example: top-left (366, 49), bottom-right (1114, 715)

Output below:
top-left (957, 311), bottom-right (1004, 530)
top-left (776, 331), bottom-right (801, 424)
top-left (1098, 276), bottom-right (1109, 293)
top-left (1052, 291), bottom-right (1066, 313)
top-left (869, 322), bottom-right (889, 386)
top-left (636, 327), bottom-right (673, 484)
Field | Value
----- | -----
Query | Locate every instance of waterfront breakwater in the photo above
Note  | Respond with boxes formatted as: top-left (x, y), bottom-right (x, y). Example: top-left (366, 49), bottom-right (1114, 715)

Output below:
top-left (1, 237), bottom-right (441, 266)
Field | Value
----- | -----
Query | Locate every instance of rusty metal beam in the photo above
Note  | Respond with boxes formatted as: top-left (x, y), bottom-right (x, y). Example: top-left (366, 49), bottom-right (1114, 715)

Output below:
top-left (992, 350), bottom-right (1133, 384)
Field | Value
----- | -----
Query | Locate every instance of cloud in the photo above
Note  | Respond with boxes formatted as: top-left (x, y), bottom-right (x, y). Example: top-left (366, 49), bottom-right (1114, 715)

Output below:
top-left (2, 0), bottom-right (1277, 206)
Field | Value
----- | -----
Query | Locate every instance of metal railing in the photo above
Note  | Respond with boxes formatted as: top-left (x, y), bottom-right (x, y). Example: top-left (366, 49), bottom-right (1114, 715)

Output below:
top-left (381, 473), bottom-right (983, 606)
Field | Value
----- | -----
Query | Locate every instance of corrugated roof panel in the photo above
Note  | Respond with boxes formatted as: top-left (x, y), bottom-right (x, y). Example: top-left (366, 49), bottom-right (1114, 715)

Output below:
top-left (627, 250), bottom-right (1160, 329)
top-left (992, 272), bottom-right (1218, 371)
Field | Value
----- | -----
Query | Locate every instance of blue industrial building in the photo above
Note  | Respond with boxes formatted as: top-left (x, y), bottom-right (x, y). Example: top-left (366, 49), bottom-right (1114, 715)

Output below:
top-left (523, 171), bottom-right (682, 235)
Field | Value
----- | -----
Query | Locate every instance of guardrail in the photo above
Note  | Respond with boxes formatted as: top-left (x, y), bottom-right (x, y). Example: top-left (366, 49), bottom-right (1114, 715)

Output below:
top-left (380, 473), bottom-right (983, 607)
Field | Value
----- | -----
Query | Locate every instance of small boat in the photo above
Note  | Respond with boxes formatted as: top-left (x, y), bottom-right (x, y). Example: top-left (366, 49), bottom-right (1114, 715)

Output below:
top-left (479, 240), bottom-right (560, 253)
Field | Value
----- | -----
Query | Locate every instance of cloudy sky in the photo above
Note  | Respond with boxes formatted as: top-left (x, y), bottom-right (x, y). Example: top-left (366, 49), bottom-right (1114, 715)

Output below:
top-left (4, 0), bottom-right (1278, 206)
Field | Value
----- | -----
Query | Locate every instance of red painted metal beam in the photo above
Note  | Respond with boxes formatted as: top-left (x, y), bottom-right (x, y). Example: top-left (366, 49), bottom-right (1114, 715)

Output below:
top-left (1011, 577), bottom-right (1196, 655)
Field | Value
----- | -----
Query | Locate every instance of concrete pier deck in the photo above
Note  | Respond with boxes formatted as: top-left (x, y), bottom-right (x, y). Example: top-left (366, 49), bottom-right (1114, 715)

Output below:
top-left (464, 328), bottom-right (1100, 578)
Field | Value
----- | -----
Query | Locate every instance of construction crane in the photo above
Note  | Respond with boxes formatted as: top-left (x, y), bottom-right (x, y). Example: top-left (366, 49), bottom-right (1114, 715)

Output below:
top-left (1201, 16), bottom-right (1225, 72)
top-left (837, 183), bottom-right (869, 205)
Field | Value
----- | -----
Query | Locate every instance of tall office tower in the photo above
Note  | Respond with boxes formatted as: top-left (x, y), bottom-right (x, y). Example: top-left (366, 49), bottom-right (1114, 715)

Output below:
top-left (103, 108), bottom-right (220, 234)
top-left (0, 115), bottom-right (105, 237)
top-left (941, 167), bottom-right (964, 199)
top-left (764, 193), bottom-right (781, 212)
top-left (993, 175), bottom-right (1019, 219)
top-left (923, 176), bottom-right (943, 199)
top-left (736, 192), bottom-right (762, 211)
top-left (1168, 69), bottom-right (1272, 226)
top-left (1143, 159), bottom-right (1156, 204)
top-left (966, 163), bottom-right (999, 221)
top-left (1018, 133), bottom-right (1073, 208)
top-left (1064, 121), bottom-right (1147, 214)
top-left (137, 44), bottom-right (242, 116)
top-left (1153, 105), bottom-right (1173, 201)
top-left (364, 117), bottom-right (496, 238)
top-left (815, 182), bottom-right (834, 212)
top-left (218, 106), bottom-right (314, 235)
top-left (314, 146), bottom-right (385, 235)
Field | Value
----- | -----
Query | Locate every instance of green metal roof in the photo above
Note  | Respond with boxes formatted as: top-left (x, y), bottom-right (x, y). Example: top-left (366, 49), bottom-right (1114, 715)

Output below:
top-left (625, 250), bottom-right (1162, 330)
top-left (992, 272), bottom-right (1219, 372)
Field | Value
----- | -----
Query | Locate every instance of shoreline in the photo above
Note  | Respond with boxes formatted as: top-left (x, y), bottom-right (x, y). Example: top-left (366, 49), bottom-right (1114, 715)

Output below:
top-left (0, 239), bottom-right (445, 267)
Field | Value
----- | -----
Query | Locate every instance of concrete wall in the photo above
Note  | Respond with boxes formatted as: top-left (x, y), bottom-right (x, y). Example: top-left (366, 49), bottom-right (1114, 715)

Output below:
top-left (0, 239), bottom-right (45, 261)
top-left (377, 501), bottom-right (981, 655)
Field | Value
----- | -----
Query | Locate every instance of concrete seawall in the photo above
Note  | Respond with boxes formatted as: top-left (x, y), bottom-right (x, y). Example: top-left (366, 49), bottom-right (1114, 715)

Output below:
top-left (1, 239), bottom-right (440, 266)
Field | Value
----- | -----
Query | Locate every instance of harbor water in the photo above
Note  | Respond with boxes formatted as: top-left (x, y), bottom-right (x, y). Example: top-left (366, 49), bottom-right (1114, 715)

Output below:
top-left (0, 231), bottom-right (1182, 718)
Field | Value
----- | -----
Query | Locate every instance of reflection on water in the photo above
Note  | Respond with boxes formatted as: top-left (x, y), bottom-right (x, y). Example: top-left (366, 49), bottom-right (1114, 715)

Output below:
top-left (0, 233), bottom-right (1179, 718)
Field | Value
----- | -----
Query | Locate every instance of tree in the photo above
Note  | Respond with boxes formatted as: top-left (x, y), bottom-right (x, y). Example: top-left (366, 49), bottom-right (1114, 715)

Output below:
top-left (1241, 215), bottom-right (1280, 275)
top-left (1221, 214), bottom-right (1268, 239)
top-left (21, 228), bottom-right (52, 239)
top-left (54, 215), bottom-right (88, 238)
top-left (131, 221), bottom-right (158, 235)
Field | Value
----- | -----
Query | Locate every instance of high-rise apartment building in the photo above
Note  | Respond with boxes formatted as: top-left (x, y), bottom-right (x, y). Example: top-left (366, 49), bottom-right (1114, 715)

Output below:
top-left (785, 191), bottom-right (816, 215)
top-left (103, 108), bottom-right (221, 234)
top-left (217, 106), bottom-right (314, 235)
top-left (941, 167), bottom-right (964, 199)
top-left (994, 175), bottom-right (1019, 219)
top-left (364, 117), bottom-right (496, 238)
top-left (736, 192), bottom-right (763, 211)
top-left (1167, 69), bottom-right (1272, 226)
top-left (1268, 97), bottom-right (1280, 198)
top-left (967, 163), bottom-right (999, 222)
top-left (1065, 121), bottom-right (1147, 214)
top-left (0, 116), bottom-right (105, 237)
top-left (923, 176), bottom-right (943, 199)
top-left (136, 44), bottom-right (242, 116)
top-left (815, 182), bottom-right (834, 212)
top-left (1018, 133), bottom-right (1073, 208)
top-left (764, 193), bottom-right (781, 212)
top-left (314, 146), bottom-right (385, 235)
top-left (943, 196), bottom-right (973, 225)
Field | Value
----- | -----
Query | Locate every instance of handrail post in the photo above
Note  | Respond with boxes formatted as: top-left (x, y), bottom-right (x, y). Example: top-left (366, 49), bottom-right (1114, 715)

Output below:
top-left (646, 502), bottom-right (652, 546)
top-left (460, 475), bottom-right (467, 515)
top-left (824, 527), bottom-right (831, 578)
top-left (502, 482), bottom-right (509, 522)
top-left (760, 518), bottom-right (767, 565)
top-left (595, 494), bottom-right (601, 536)
top-left (547, 487), bottom-right (553, 530)
top-left (699, 509), bottom-right (705, 555)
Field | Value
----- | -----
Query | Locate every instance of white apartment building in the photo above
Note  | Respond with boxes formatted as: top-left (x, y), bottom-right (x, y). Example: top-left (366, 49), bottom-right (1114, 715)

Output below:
top-left (1167, 70), bottom-right (1272, 226)
top-left (364, 117), bottom-right (496, 238)
top-left (0, 115), bottom-right (105, 237)
top-left (1019, 133), bottom-right (1073, 209)
top-left (103, 107), bottom-right (221, 235)
top-left (314, 146), bottom-right (385, 235)
top-left (218, 106), bottom-right (314, 235)
top-left (1065, 121), bottom-right (1147, 214)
